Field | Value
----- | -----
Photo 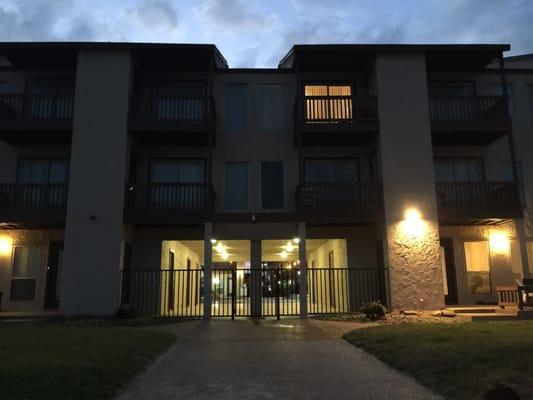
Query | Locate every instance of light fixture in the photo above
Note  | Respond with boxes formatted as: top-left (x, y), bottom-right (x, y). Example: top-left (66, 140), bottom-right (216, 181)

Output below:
top-left (293, 237), bottom-right (300, 244)
top-left (211, 238), bottom-right (217, 244)
top-left (285, 242), bottom-right (294, 252)
top-left (280, 251), bottom-right (288, 259)
top-left (490, 232), bottom-right (509, 253)
top-left (0, 237), bottom-right (12, 256)
top-left (215, 242), bottom-right (225, 253)
top-left (401, 207), bottom-right (425, 237)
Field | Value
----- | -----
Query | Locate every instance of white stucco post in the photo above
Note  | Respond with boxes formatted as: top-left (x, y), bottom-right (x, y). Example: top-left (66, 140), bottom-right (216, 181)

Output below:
top-left (60, 49), bottom-right (131, 315)
top-left (203, 222), bottom-right (213, 319)
top-left (298, 221), bottom-right (308, 318)
top-left (376, 52), bottom-right (445, 311)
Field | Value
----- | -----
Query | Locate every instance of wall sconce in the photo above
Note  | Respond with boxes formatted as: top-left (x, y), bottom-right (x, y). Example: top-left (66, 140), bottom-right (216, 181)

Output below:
top-left (489, 232), bottom-right (509, 253)
top-left (401, 207), bottom-right (425, 238)
top-left (0, 237), bottom-right (12, 256)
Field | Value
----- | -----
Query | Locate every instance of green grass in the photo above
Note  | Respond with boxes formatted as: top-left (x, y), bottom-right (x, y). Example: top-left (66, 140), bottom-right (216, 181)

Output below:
top-left (344, 322), bottom-right (533, 399)
top-left (0, 326), bottom-right (175, 400)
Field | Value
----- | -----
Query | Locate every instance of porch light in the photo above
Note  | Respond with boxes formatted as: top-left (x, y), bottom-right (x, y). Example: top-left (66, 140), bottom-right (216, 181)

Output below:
top-left (490, 232), bottom-right (509, 253)
top-left (292, 238), bottom-right (300, 244)
top-left (0, 237), bottom-right (11, 256)
top-left (401, 207), bottom-right (425, 237)
top-left (211, 238), bottom-right (217, 244)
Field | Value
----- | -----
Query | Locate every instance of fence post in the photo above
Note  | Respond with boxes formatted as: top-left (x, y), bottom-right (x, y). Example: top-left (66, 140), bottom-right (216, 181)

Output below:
top-left (203, 222), bottom-right (213, 319)
top-left (298, 222), bottom-right (308, 318)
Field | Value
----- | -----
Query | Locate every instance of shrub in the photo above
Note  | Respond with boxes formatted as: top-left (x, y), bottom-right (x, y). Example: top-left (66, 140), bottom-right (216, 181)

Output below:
top-left (116, 304), bottom-right (136, 319)
top-left (360, 301), bottom-right (387, 321)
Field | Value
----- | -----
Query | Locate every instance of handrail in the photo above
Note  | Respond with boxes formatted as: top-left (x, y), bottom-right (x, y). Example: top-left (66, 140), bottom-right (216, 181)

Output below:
top-left (0, 94), bottom-right (74, 121)
top-left (125, 182), bottom-right (215, 210)
top-left (0, 183), bottom-right (68, 209)
top-left (296, 182), bottom-right (382, 210)
top-left (429, 95), bottom-right (508, 121)
top-left (435, 181), bottom-right (519, 208)
top-left (129, 95), bottom-right (215, 123)
top-left (294, 95), bottom-right (378, 124)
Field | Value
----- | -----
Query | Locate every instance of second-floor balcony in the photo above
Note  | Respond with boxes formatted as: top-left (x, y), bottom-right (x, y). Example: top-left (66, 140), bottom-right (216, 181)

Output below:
top-left (0, 94), bottom-right (74, 144)
top-left (124, 182), bottom-right (215, 223)
top-left (128, 95), bottom-right (216, 145)
top-left (436, 181), bottom-right (521, 222)
top-left (429, 96), bottom-right (510, 145)
top-left (295, 182), bottom-right (383, 222)
top-left (0, 183), bottom-right (69, 225)
top-left (293, 95), bottom-right (379, 145)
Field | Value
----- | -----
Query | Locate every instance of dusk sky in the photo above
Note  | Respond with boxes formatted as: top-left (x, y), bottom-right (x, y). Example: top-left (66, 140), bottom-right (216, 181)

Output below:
top-left (0, 0), bottom-right (532, 67)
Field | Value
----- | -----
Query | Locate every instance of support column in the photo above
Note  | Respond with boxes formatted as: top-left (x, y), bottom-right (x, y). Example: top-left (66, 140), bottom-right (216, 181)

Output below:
top-left (250, 239), bottom-right (262, 318)
top-left (203, 223), bottom-right (213, 319)
top-left (376, 53), bottom-right (444, 311)
top-left (516, 220), bottom-right (531, 278)
top-left (60, 49), bottom-right (131, 315)
top-left (298, 222), bottom-right (308, 318)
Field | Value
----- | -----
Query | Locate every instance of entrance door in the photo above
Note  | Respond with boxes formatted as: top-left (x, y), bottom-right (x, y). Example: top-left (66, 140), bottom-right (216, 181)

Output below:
top-left (440, 238), bottom-right (458, 305)
top-left (45, 242), bottom-right (63, 309)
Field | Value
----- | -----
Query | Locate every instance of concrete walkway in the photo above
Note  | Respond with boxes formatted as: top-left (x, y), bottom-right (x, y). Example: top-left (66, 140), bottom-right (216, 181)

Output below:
top-left (117, 319), bottom-right (441, 400)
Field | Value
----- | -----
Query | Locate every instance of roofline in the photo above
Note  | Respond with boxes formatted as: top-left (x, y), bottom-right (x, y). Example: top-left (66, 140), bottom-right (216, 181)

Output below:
top-left (279, 43), bottom-right (510, 68)
top-left (0, 41), bottom-right (229, 68)
top-left (504, 53), bottom-right (533, 61)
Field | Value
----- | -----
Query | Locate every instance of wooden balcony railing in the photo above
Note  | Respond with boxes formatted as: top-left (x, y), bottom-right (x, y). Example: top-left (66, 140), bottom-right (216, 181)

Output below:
top-left (0, 183), bottom-right (68, 210)
top-left (0, 94), bottom-right (74, 121)
top-left (294, 95), bottom-right (378, 124)
top-left (429, 96), bottom-right (508, 122)
top-left (129, 95), bottom-right (215, 125)
top-left (125, 183), bottom-right (215, 211)
top-left (296, 182), bottom-right (382, 210)
top-left (435, 182), bottom-right (519, 209)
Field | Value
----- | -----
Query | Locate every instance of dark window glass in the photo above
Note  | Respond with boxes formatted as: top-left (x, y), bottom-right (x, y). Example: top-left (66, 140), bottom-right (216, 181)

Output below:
top-left (305, 159), bottom-right (359, 183)
top-left (261, 162), bottom-right (284, 209)
top-left (10, 246), bottom-right (41, 301)
top-left (225, 162), bottom-right (248, 210)
top-left (225, 84), bottom-right (247, 130)
top-left (150, 160), bottom-right (205, 183)
top-left (434, 159), bottom-right (484, 183)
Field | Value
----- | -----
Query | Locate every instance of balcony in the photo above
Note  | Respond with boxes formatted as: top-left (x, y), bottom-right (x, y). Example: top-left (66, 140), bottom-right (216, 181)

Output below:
top-left (295, 182), bottom-right (383, 222)
top-left (128, 95), bottom-right (216, 145)
top-left (436, 182), bottom-right (521, 223)
top-left (0, 94), bottom-right (74, 144)
top-left (429, 96), bottom-right (510, 145)
top-left (293, 95), bottom-right (378, 145)
top-left (124, 182), bottom-right (215, 224)
top-left (0, 183), bottom-right (68, 226)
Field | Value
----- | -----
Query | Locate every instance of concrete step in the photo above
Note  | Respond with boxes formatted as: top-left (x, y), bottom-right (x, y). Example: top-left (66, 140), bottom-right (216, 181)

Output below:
top-left (446, 307), bottom-right (497, 314)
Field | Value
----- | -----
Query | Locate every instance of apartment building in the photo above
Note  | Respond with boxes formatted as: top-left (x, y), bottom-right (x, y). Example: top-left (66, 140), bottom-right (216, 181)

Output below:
top-left (0, 42), bottom-right (532, 318)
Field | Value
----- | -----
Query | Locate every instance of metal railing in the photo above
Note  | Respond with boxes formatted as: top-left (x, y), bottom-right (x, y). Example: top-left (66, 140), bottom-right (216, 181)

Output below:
top-left (0, 183), bottom-right (68, 210)
top-left (129, 95), bottom-right (215, 124)
top-left (429, 96), bottom-right (508, 121)
top-left (308, 268), bottom-right (389, 314)
top-left (125, 183), bottom-right (215, 211)
top-left (0, 94), bottom-right (74, 121)
top-left (294, 95), bottom-right (378, 124)
top-left (296, 182), bottom-right (382, 210)
top-left (435, 182), bottom-right (519, 209)
top-left (119, 266), bottom-right (389, 318)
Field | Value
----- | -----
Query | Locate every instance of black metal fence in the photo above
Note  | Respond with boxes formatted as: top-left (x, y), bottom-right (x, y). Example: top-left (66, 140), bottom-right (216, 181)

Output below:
top-left (120, 267), bottom-right (389, 318)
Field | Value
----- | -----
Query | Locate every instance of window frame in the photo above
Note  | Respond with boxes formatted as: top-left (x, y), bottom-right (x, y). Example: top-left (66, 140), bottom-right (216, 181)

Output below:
top-left (258, 83), bottom-right (284, 132)
top-left (463, 240), bottom-right (492, 294)
top-left (9, 244), bottom-right (42, 302)
top-left (16, 158), bottom-right (70, 184)
top-left (433, 157), bottom-right (486, 183)
top-left (224, 161), bottom-right (249, 211)
top-left (225, 83), bottom-right (248, 131)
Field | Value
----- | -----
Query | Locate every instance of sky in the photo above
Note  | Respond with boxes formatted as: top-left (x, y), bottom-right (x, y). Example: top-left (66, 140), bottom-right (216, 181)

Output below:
top-left (0, 0), bottom-right (532, 67)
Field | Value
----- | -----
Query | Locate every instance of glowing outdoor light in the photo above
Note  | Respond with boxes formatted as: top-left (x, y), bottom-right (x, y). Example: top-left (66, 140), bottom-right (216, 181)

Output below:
top-left (210, 238), bottom-right (217, 244)
top-left (292, 237), bottom-right (300, 244)
top-left (490, 232), bottom-right (509, 253)
top-left (401, 207), bottom-right (425, 237)
top-left (221, 250), bottom-right (229, 260)
top-left (285, 242), bottom-right (294, 252)
top-left (0, 237), bottom-right (12, 256)
top-left (215, 242), bottom-right (224, 252)
top-left (280, 251), bottom-right (288, 259)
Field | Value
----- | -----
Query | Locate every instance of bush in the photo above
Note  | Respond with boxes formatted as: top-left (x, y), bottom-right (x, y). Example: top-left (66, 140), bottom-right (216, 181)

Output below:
top-left (116, 304), bottom-right (136, 319)
top-left (360, 301), bottom-right (387, 321)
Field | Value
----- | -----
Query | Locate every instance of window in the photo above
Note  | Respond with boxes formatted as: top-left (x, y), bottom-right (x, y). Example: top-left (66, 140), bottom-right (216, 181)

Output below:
top-left (428, 81), bottom-right (475, 97)
top-left (464, 242), bottom-right (491, 294)
top-left (259, 84), bottom-right (283, 131)
top-left (304, 84), bottom-right (352, 122)
top-left (225, 162), bottom-right (248, 210)
top-left (150, 160), bottom-right (205, 183)
top-left (0, 81), bottom-right (7, 93)
top-left (434, 159), bottom-right (483, 182)
top-left (261, 162), bottom-right (284, 209)
top-left (10, 245), bottom-right (42, 301)
top-left (305, 159), bottom-right (359, 182)
top-left (225, 84), bottom-right (247, 130)
top-left (17, 159), bottom-right (69, 184)
top-left (153, 81), bottom-right (206, 121)
top-left (500, 161), bottom-right (523, 183)
top-left (510, 241), bottom-right (524, 281)
top-left (491, 83), bottom-right (515, 116)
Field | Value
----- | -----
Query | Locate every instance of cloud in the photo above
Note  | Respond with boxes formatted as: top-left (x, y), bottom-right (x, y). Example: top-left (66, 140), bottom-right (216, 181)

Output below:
top-left (126, 1), bottom-right (179, 32)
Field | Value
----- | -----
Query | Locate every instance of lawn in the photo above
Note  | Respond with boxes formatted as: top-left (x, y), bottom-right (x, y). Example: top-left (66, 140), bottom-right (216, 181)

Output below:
top-left (344, 321), bottom-right (533, 399)
top-left (0, 326), bottom-right (175, 400)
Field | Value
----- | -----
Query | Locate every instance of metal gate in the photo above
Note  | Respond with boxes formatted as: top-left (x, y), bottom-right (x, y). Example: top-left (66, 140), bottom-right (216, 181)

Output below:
top-left (211, 267), bottom-right (300, 319)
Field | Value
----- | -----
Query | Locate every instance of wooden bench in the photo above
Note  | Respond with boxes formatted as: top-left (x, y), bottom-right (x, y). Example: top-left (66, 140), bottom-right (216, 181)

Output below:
top-left (518, 278), bottom-right (533, 311)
